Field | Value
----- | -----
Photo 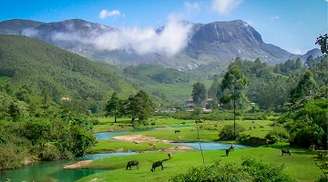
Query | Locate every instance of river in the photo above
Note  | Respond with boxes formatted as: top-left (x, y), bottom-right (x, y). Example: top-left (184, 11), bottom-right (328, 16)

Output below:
top-left (0, 131), bottom-right (247, 182)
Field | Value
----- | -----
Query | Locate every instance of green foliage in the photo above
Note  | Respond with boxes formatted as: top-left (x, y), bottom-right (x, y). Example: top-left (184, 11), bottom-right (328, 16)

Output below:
top-left (219, 124), bottom-right (245, 140)
top-left (0, 143), bottom-right (27, 170)
top-left (239, 136), bottom-right (268, 146)
top-left (105, 92), bottom-right (120, 122)
top-left (290, 70), bottom-right (317, 103)
top-left (0, 35), bottom-right (136, 113)
top-left (274, 58), bottom-right (303, 74)
top-left (208, 76), bottom-right (220, 99)
top-left (171, 159), bottom-right (294, 182)
top-left (284, 98), bottom-right (328, 148)
top-left (265, 127), bottom-right (289, 144)
top-left (121, 90), bottom-right (155, 125)
top-left (316, 34), bottom-right (328, 54)
top-left (219, 60), bottom-right (248, 110)
top-left (192, 82), bottom-right (207, 106)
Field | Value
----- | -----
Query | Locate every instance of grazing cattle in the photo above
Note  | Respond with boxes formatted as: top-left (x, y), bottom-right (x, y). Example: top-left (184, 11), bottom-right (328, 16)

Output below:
top-left (126, 160), bottom-right (139, 170)
top-left (168, 153), bottom-right (172, 159)
top-left (229, 144), bottom-right (234, 150)
top-left (174, 130), bottom-right (181, 134)
top-left (281, 149), bottom-right (291, 156)
top-left (151, 159), bottom-right (168, 172)
top-left (225, 146), bottom-right (234, 157)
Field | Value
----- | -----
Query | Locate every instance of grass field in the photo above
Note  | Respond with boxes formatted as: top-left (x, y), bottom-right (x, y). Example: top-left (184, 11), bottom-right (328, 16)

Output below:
top-left (79, 147), bottom-right (320, 182)
top-left (83, 116), bottom-right (320, 182)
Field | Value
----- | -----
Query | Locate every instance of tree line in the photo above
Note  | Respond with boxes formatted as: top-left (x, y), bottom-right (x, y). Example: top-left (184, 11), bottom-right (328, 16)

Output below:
top-left (105, 90), bottom-right (155, 126)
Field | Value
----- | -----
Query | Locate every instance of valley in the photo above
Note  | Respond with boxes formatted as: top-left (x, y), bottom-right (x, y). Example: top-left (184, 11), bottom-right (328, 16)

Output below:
top-left (0, 1), bottom-right (327, 181)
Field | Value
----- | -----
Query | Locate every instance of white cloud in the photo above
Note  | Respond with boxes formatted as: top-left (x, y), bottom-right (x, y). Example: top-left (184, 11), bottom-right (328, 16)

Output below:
top-left (289, 48), bottom-right (305, 55)
top-left (212, 0), bottom-right (242, 15)
top-left (22, 28), bottom-right (39, 37)
top-left (184, 1), bottom-right (201, 12)
top-left (93, 16), bottom-right (192, 55)
top-left (271, 16), bottom-right (280, 21)
top-left (99, 9), bottom-right (121, 19)
top-left (49, 16), bottom-right (192, 56)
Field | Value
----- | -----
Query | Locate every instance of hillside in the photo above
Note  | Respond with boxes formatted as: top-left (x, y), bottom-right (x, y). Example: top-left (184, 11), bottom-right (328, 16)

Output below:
top-left (0, 35), bottom-right (136, 111)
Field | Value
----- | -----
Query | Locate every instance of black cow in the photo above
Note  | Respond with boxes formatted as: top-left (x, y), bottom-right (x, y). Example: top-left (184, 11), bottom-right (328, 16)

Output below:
top-left (174, 130), bottom-right (181, 134)
top-left (126, 160), bottom-right (139, 170)
top-left (225, 145), bottom-right (234, 157)
top-left (281, 149), bottom-right (291, 156)
top-left (151, 159), bottom-right (169, 172)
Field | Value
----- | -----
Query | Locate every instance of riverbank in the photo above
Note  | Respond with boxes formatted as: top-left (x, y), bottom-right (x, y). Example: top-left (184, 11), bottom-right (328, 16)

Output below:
top-left (78, 147), bottom-right (320, 182)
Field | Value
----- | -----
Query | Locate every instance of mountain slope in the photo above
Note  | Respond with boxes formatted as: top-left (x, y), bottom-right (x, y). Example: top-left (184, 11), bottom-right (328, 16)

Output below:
top-left (0, 19), bottom-right (311, 69)
top-left (0, 35), bottom-right (136, 110)
top-left (0, 19), bottom-right (43, 35)
top-left (185, 20), bottom-right (294, 65)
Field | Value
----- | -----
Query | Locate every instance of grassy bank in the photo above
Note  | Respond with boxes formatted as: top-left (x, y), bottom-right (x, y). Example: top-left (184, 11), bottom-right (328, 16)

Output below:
top-left (88, 140), bottom-right (173, 153)
top-left (78, 147), bottom-right (320, 182)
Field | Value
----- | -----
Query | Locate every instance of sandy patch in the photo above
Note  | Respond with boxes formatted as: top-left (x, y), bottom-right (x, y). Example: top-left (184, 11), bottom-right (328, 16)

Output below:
top-left (162, 145), bottom-right (193, 152)
top-left (113, 134), bottom-right (170, 144)
top-left (64, 160), bottom-right (92, 169)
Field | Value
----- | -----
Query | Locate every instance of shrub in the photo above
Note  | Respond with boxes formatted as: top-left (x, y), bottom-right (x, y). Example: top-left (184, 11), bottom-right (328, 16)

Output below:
top-left (0, 144), bottom-right (26, 170)
top-left (289, 125), bottom-right (323, 148)
top-left (171, 159), bottom-right (294, 182)
top-left (316, 176), bottom-right (328, 182)
top-left (265, 127), bottom-right (289, 144)
top-left (171, 161), bottom-right (252, 182)
top-left (219, 124), bottom-right (245, 140)
top-left (239, 135), bottom-right (267, 146)
top-left (37, 143), bottom-right (61, 161)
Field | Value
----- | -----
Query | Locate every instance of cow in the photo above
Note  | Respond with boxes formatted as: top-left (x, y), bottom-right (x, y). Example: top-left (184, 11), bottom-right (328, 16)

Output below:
top-left (126, 160), bottom-right (139, 170)
top-left (151, 159), bottom-right (169, 172)
top-left (281, 149), bottom-right (291, 156)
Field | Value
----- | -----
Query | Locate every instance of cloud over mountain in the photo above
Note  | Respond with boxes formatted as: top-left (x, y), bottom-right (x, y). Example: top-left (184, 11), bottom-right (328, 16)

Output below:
top-left (48, 16), bottom-right (192, 56)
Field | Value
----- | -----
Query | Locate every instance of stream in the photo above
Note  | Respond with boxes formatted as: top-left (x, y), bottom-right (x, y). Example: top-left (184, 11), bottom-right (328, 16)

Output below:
top-left (0, 131), bottom-right (247, 182)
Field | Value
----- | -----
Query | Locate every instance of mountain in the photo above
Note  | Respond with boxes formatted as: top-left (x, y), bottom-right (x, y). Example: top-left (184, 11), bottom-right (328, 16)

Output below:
top-left (185, 20), bottom-right (294, 65)
top-left (301, 48), bottom-right (322, 61)
top-left (0, 19), bottom-right (43, 35)
top-left (0, 35), bottom-right (136, 111)
top-left (0, 19), bottom-right (311, 69)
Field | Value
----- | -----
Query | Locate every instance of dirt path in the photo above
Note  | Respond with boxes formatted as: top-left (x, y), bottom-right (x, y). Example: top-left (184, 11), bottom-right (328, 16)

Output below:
top-left (64, 160), bottom-right (92, 169)
top-left (113, 134), bottom-right (193, 152)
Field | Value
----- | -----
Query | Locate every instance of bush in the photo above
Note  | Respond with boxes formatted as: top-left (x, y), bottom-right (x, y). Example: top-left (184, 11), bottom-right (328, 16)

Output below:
top-left (219, 124), bottom-right (245, 140)
top-left (265, 127), bottom-right (289, 144)
top-left (0, 144), bottom-right (26, 170)
top-left (37, 143), bottom-right (61, 161)
top-left (239, 135), bottom-right (268, 146)
top-left (171, 159), bottom-right (294, 182)
top-left (316, 176), bottom-right (328, 182)
top-left (289, 125), bottom-right (323, 148)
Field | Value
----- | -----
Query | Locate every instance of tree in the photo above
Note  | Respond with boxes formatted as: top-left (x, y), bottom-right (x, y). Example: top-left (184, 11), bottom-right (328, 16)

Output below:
top-left (208, 76), bottom-right (220, 100)
top-left (192, 82), bottom-right (207, 106)
top-left (105, 92), bottom-right (120, 123)
top-left (290, 70), bottom-right (317, 103)
top-left (133, 90), bottom-right (154, 122)
top-left (219, 63), bottom-right (247, 139)
top-left (126, 91), bottom-right (154, 126)
top-left (316, 34), bottom-right (328, 54)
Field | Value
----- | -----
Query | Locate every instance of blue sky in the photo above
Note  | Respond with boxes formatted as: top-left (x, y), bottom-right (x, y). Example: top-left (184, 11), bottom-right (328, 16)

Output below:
top-left (0, 0), bottom-right (327, 54)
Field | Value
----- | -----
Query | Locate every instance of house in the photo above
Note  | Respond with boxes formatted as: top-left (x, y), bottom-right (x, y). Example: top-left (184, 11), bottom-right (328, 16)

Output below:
top-left (61, 96), bottom-right (71, 102)
top-left (184, 98), bottom-right (217, 112)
